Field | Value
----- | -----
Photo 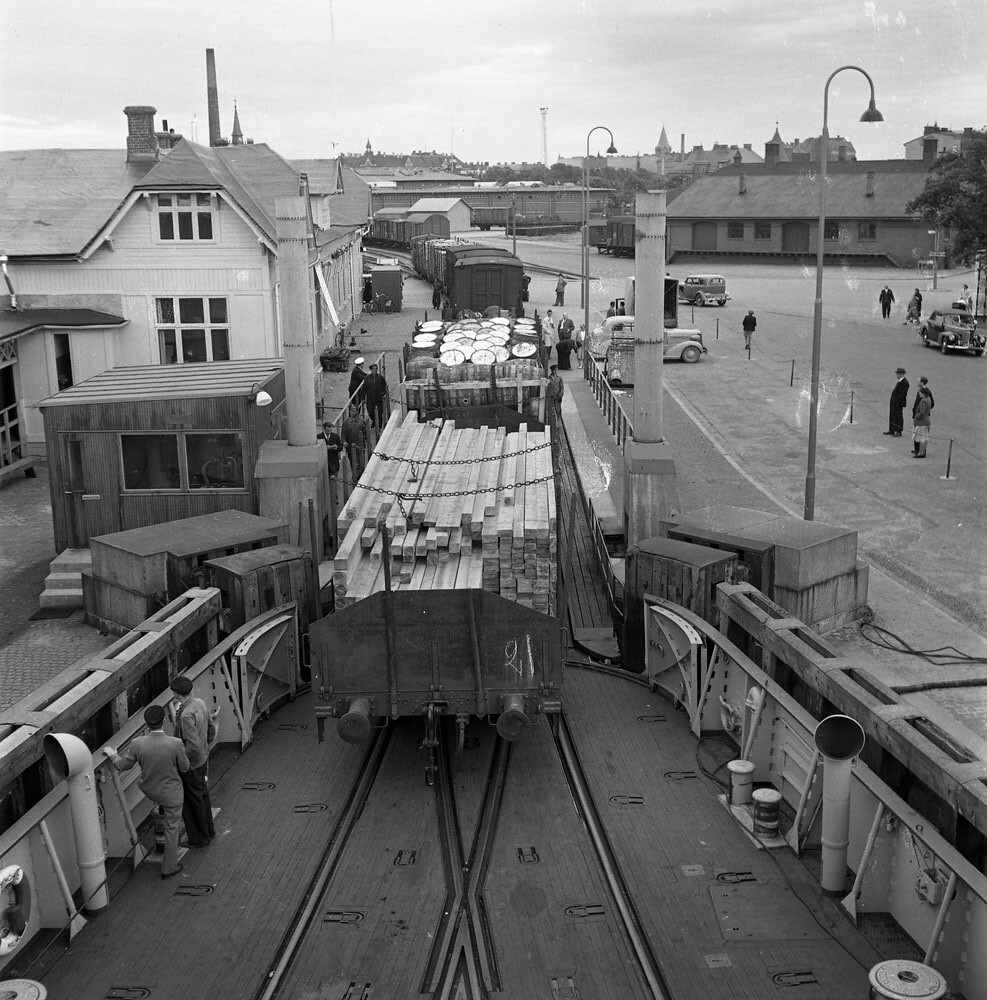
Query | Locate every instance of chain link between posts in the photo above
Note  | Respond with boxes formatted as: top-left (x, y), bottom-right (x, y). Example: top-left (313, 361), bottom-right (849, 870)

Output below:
top-left (375, 440), bottom-right (551, 466)
top-left (354, 473), bottom-right (556, 502)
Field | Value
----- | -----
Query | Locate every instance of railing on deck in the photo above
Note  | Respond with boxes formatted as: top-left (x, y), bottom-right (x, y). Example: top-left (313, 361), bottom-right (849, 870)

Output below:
top-left (582, 350), bottom-right (632, 452)
top-left (0, 593), bottom-right (301, 973)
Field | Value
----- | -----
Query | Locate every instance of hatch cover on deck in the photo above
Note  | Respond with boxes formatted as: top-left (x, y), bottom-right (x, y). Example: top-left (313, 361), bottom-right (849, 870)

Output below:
top-left (711, 883), bottom-right (829, 940)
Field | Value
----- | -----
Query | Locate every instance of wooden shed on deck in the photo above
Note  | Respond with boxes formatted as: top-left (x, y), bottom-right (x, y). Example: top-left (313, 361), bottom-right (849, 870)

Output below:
top-left (39, 359), bottom-right (286, 552)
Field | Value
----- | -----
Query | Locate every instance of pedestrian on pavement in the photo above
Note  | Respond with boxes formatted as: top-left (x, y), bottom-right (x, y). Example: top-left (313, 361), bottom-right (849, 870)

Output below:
top-left (878, 285), bottom-right (895, 318)
top-left (556, 336), bottom-right (576, 371)
top-left (903, 288), bottom-right (923, 324)
top-left (169, 676), bottom-right (216, 849)
top-left (742, 310), bottom-right (757, 351)
top-left (554, 273), bottom-right (567, 306)
top-left (546, 365), bottom-right (564, 415)
top-left (912, 385), bottom-right (932, 458)
top-left (105, 704), bottom-right (189, 879)
top-left (363, 363), bottom-right (389, 431)
top-left (348, 358), bottom-right (367, 401)
top-left (961, 284), bottom-right (973, 312)
top-left (341, 402), bottom-right (371, 481)
top-left (884, 367), bottom-right (909, 436)
top-left (431, 281), bottom-right (442, 311)
top-left (541, 310), bottom-right (558, 373)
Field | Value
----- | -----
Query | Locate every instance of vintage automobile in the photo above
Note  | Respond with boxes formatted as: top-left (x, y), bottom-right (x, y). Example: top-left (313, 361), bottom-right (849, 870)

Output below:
top-left (678, 274), bottom-right (730, 307)
top-left (919, 309), bottom-right (984, 356)
top-left (588, 316), bottom-right (707, 385)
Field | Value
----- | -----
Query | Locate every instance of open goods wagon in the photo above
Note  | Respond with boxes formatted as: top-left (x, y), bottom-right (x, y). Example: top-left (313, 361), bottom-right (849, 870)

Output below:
top-left (367, 214), bottom-right (450, 249)
top-left (598, 215), bottom-right (636, 257)
top-left (313, 410), bottom-right (561, 755)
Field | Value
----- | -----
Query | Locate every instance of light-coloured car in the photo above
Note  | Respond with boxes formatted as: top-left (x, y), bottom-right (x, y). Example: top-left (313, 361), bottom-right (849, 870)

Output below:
top-left (588, 316), bottom-right (707, 385)
top-left (919, 309), bottom-right (984, 356)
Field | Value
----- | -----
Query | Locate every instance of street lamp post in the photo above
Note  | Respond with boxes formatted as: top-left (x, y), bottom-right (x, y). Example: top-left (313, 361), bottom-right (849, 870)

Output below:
top-left (804, 67), bottom-right (883, 521)
top-left (928, 227), bottom-right (939, 290)
top-left (583, 127), bottom-right (617, 349)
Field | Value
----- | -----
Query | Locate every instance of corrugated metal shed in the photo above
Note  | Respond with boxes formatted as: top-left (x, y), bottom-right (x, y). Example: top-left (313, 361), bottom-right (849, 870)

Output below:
top-left (37, 359), bottom-right (284, 407)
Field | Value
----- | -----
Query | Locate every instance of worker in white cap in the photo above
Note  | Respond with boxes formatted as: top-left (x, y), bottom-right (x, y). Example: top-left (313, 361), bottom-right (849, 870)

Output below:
top-left (348, 357), bottom-right (367, 401)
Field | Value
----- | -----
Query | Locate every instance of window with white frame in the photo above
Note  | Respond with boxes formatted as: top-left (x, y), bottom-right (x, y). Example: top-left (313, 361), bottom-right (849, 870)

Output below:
top-left (157, 193), bottom-right (214, 241)
top-left (157, 297), bottom-right (230, 364)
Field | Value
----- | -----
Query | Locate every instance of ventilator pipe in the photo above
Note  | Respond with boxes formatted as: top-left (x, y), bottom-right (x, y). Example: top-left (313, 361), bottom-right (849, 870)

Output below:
top-left (42, 734), bottom-right (109, 913)
top-left (740, 686), bottom-right (766, 763)
top-left (337, 698), bottom-right (372, 744)
top-left (814, 714), bottom-right (865, 896)
top-left (496, 694), bottom-right (530, 742)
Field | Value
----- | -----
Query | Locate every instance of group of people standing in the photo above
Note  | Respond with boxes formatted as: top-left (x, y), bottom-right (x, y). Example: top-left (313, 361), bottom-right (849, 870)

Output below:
top-left (885, 368), bottom-right (935, 459)
top-left (535, 309), bottom-right (579, 373)
top-left (879, 285), bottom-right (924, 324)
top-left (105, 676), bottom-right (217, 879)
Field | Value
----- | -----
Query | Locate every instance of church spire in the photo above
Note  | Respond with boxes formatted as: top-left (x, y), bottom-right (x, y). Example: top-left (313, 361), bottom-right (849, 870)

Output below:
top-left (231, 102), bottom-right (243, 145)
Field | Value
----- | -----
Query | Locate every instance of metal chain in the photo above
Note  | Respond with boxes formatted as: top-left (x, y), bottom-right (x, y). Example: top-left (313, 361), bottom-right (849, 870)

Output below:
top-left (352, 472), bottom-right (556, 499)
top-left (376, 440), bottom-right (551, 465)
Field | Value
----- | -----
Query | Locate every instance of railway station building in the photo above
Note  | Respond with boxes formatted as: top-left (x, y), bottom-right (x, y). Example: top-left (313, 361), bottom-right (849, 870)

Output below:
top-left (0, 107), bottom-right (366, 460)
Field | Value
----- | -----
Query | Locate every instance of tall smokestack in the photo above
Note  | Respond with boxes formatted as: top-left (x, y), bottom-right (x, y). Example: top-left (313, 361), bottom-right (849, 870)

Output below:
top-left (206, 49), bottom-right (222, 147)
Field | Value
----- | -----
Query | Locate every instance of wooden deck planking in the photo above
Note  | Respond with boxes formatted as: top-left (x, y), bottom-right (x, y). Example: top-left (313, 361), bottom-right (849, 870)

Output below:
top-left (563, 667), bottom-right (876, 998)
top-left (484, 720), bottom-right (652, 998)
top-left (276, 724), bottom-right (444, 997)
top-left (39, 696), bottom-right (367, 1000)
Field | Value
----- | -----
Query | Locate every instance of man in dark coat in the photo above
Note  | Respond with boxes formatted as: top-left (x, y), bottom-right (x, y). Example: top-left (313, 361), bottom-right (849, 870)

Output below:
top-left (884, 367), bottom-right (909, 436)
top-left (348, 358), bottom-right (367, 402)
top-left (341, 403), bottom-right (371, 481)
top-left (878, 286), bottom-right (895, 318)
top-left (170, 675), bottom-right (215, 849)
top-left (363, 363), bottom-right (388, 431)
top-left (742, 310), bottom-right (757, 351)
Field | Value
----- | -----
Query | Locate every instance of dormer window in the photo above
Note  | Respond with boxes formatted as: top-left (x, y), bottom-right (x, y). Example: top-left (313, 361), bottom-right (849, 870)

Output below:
top-left (157, 193), bottom-right (214, 241)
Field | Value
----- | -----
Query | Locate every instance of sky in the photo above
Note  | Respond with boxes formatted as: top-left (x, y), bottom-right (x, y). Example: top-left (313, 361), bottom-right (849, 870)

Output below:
top-left (2, 0), bottom-right (985, 166)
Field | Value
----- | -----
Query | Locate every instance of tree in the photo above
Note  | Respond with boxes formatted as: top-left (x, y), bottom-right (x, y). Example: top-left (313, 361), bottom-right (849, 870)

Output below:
top-left (906, 129), bottom-right (987, 266)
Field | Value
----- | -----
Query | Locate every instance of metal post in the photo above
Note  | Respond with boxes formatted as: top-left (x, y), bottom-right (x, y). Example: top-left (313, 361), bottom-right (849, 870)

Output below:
top-left (583, 127), bottom-right (616, 361)
top-left (849, 390), bottom-right (854, 424)
top-left (791, 359), bottom-right (795, 387)
top-left (804, 66), bottom-right (883, 521)
top-left (942, 439), bottom-right (954, 480)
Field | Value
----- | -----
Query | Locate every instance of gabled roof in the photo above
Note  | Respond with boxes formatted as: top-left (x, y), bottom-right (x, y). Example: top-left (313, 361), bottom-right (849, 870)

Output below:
top-left (668, 162), bottom-right (929, 220)
top-left (290, 158), bottom-right (344, 196)
top-left (0, 149), bottom-right (153, 257)
top-left (408, 198), bottom-right (468, 213)
top-left (138, 141), bottom-right (300, 240)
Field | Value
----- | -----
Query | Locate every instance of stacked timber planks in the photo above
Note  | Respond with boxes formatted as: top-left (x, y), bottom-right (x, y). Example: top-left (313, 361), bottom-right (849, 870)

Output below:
top-left (332, 411), bottom-right (556, 614)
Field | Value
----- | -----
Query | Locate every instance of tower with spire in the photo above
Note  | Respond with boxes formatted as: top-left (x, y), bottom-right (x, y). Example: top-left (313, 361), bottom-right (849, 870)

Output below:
top-left (231, 102), bottom-right (244, 145)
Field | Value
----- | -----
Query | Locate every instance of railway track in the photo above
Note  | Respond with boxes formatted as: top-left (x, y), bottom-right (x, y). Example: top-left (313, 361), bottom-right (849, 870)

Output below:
top-left (256, 713), bottom-right (668, 999)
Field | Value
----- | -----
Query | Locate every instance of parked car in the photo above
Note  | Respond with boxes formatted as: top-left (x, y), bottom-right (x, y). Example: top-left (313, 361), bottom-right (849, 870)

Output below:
top-left (678, 274), bottom-right (729, 307)
top-left (919, 310), bottom-right (984, 356)
top-left (588, 316), bottom-right (707, 385)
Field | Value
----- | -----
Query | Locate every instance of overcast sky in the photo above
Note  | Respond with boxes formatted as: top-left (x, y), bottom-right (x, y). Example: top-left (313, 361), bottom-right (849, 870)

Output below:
top-left (2, 0), bottom-right (985, 165)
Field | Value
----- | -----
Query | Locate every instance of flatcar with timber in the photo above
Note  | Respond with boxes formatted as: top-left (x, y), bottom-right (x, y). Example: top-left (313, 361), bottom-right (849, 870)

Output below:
top-left (312, 408), bottom-right (561, 759)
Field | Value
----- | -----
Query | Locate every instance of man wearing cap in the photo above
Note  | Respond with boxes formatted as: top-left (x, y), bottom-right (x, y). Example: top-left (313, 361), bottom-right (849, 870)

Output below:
top-left (546, 364), bottom-right (564, 419)
top-left (170, 676), bottom-right (216, 848)
top-left (884, 367), bottom-right (909, 437)
top-left (363, 363), bottom-right (389, 431)
top-left (105, 705), bottom-right (189, 878)
top-left (341, 402), bottom-right (371, 481)
top-left (348, 358), bottom-right (367, 402)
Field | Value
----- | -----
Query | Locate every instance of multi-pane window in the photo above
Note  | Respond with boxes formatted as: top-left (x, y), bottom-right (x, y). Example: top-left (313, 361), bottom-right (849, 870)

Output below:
top-left (824, 220), bottom-right (841, 240)
top-left (120, 432), bottom-right (245, 491)
top-left (157, 194), bottom-right (214, 241)
top-left (753, 222), bottom-right (771, 240)
top-left (727, 222), bottom-right (744, 240)
top-left (157, 297), bottom-right (230, 364)
top-left (858, 222), bottom-right (877, 241)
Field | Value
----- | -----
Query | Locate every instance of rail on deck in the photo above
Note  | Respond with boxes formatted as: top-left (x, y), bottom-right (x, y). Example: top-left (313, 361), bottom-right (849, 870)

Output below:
top-left (582, 349), bottom-right (632, 452)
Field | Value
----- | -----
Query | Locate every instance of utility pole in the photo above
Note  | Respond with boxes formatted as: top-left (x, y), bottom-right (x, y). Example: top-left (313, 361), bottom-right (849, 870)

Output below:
top-left (540, 108), bottom-right (549, 167)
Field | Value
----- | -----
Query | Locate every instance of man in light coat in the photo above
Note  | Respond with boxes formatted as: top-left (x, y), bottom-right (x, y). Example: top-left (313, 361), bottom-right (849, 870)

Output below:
top-left (170, 675), bottom-right (216, 848)
top-left (106, 704), bottom-right (189, 878)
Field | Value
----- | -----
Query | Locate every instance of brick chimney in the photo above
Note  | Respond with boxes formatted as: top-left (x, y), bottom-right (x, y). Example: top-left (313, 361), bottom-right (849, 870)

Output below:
top-left (206, 49), bottom-right (225, 147)
top-left (865, 171), bottom-right (875, 197)
top-left (738, 172), bottom-right (747, 194)
top-left (124, 106), bottom-right (159, 164)
top-left (923, 136), bottom-right (940, 165)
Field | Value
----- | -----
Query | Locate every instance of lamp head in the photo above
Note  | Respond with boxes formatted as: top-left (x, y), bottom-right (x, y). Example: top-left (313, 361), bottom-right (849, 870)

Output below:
top-left (249, 381), bottom-right (273, 407)
top-left (859, 99), bottom-right (884, 123)
top-left (606, 143), bottom-right (618, 154)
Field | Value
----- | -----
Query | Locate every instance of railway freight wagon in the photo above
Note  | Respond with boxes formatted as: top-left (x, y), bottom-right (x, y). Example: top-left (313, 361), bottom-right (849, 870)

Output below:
top-left (367, 214), bottom-right (450, 249)
top-left (471, 205), bottom-right (510, 230)
top-left (444, 244), bottom-right (525, 317)
top-left (599, 215), bottom-right (636, 257)
top-left (313, 410), bottom-right (562, 754)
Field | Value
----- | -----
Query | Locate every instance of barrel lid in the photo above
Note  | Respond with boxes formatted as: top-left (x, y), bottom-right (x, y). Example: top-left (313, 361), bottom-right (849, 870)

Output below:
top-left (868, 960), bottom-right (947, 998)
top-left (727, 759), bottom-right (756, 774)
top-left (0, 982), bottom-right (48, 1000)
top-left (420, 320), bottom-right (444, 333)
top-left (751, 787), bottom-right (782, 803)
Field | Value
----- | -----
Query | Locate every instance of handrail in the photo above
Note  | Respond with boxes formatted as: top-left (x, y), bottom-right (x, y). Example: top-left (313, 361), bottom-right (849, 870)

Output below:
top-left (582, 351), bottom-right (633, 452)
